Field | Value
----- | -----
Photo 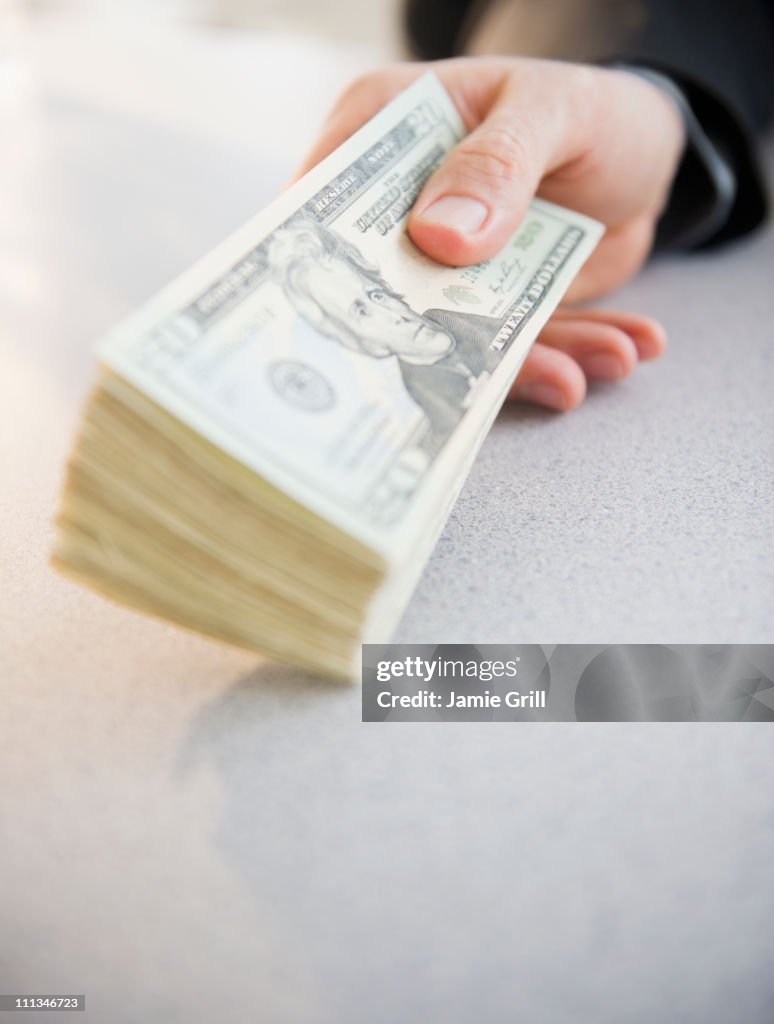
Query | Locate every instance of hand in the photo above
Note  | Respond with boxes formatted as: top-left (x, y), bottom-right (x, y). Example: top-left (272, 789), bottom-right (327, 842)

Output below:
top-left (295, 57), bottom-right (685, 410)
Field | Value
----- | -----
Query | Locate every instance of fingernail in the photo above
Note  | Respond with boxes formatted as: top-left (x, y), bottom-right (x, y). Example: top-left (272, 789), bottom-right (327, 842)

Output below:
top-left (513, 382), bottom-right (567, 410)
top-left (580, 353), bottom-right (626, 380)
top-left (417, 195), bottom-right (489, 235)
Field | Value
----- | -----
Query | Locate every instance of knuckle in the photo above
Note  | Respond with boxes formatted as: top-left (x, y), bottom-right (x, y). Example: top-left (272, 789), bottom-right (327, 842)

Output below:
top-left (454, 124), bottom-right (531, 188)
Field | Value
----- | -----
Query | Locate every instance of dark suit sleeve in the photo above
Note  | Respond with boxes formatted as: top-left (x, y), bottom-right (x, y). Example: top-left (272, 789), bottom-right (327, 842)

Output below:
top-left (600, 0), bottom-right (774, 250)
top-left (600, 0), bottom-right (774, 135)
top-left (404, 0), bottom-right (774, 249)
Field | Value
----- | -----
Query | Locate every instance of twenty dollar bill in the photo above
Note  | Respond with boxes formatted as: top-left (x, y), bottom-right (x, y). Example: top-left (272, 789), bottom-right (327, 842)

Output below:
top-left (55, 73), bottom-right (603, 676)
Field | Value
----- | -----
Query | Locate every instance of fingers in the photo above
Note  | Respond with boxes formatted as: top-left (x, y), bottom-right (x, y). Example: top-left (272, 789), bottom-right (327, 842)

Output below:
top-left (407, 62), bottom-right (600, 266)
top-left (509, 343), bottom-right (587, 411)
top-left (408, 75), bottom-right (567, 265)
top-left (508, 308), bottom-right (667, 411)
top-left (538, 318), bottom-right (638, 380)
top-left (550, 307), bottom-right (668, 361)
top-left (407, 119), bottom-right (541, 266)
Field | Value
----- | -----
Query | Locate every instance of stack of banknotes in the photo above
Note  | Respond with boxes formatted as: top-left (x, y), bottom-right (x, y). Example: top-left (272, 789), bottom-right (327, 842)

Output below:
top-left (53, 74), bottom-right (602, 680)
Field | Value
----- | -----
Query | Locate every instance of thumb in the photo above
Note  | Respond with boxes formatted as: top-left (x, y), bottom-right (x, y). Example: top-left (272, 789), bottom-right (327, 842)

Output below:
top-left (408, 106), bottom-right (552, 266)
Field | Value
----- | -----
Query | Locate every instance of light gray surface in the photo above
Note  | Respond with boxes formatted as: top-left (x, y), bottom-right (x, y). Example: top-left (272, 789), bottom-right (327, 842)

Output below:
top-left (1, 23), bottom-right (773, 1024)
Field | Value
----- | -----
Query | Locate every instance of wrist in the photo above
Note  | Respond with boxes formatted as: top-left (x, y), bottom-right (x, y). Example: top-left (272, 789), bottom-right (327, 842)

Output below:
top-left (611, 64), bottom-right (737, 250)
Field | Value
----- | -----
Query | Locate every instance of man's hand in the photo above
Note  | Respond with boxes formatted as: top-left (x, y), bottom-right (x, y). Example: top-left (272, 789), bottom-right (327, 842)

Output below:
top-left (294, 57), bottom-right (685, 411)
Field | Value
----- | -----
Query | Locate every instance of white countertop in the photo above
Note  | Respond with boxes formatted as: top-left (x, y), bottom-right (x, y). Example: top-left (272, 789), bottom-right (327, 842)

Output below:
top-left (2, 22), bottom-right (772, 1023)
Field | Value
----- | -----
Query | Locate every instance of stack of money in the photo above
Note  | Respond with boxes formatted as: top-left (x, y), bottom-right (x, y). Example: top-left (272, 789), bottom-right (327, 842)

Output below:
top-left (53, 74), bottom-right (602, 681)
